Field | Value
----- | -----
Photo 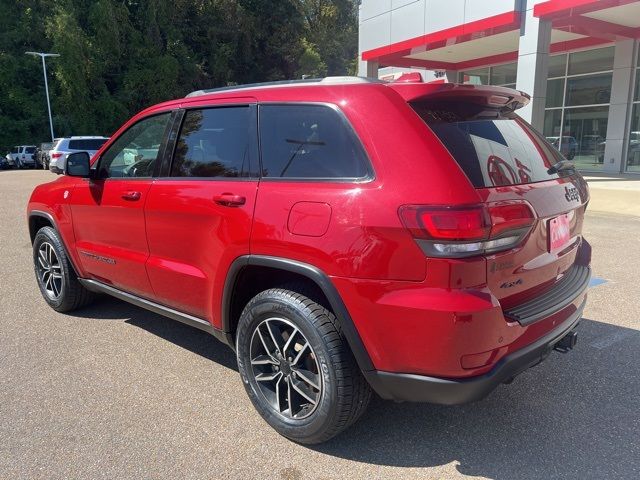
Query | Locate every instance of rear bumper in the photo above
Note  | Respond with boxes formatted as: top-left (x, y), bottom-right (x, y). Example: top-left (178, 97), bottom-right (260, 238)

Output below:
top-left (364, 299), bottom-right (585, 404)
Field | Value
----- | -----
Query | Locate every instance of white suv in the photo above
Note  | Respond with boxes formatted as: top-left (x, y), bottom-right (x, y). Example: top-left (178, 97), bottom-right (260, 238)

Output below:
top-left (6, 145), bottom-right (36, 168)
top-left (49, 136), bottom-right (109, 174)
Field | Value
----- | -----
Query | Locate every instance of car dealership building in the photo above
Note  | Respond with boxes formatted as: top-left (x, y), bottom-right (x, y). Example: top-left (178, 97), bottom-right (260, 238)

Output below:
top-left (358, 0), bottom-right (640, 173)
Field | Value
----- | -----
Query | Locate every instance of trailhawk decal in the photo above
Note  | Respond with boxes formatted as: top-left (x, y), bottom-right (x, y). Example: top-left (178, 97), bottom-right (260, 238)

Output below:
top-left (79, 251), bottom-right (116, 265)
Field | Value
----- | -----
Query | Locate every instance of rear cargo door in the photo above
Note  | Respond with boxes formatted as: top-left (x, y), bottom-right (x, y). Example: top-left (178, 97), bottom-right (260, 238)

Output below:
top-left (410, 99), bottom-right (590, 310)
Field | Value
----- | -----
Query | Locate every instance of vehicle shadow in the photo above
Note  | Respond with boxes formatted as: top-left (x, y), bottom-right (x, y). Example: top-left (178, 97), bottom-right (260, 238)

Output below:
top-left (313, 318), bottom-right (640, 479)
top-left (71, 299), bottom-right (639, 478)
top-left (72, 296), bottom-right (238, 371)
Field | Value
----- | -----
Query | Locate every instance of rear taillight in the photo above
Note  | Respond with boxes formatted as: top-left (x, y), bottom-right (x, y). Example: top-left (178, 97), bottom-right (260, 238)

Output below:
top-left (399, 201), bottom-right (535, 258)
top-left (51, 152), bottom-right (62, 159)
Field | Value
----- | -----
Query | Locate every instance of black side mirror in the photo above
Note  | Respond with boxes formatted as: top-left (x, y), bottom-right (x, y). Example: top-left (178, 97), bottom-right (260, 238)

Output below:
top-left (65, 152), bottom-right (91, 177)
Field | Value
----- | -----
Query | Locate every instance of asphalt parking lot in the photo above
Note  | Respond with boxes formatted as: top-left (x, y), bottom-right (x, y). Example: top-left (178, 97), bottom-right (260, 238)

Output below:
top-left (1, 169), bottom-right (639, 479)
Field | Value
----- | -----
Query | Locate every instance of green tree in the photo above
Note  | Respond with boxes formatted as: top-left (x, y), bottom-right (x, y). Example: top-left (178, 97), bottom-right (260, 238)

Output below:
top-left (0, 0), bottom-right (360, 152)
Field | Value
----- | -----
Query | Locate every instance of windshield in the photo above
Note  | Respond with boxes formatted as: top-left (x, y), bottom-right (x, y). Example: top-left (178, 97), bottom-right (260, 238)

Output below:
top-left (411, 101), bottom-right (566, 188)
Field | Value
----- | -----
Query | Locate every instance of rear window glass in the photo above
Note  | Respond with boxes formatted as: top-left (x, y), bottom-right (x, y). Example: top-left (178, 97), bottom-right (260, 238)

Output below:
top-left (411, 101), bottom-right (564, 188)
top-left (259, 105), bottom-right (370, 179)
top-left (68, 139), bottom-right (107, 150)
top-left (25, 147), bottom-right (35, 153)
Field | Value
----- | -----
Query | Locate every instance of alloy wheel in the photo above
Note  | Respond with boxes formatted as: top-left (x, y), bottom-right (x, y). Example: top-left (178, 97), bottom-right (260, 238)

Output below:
top-left (36, 242), bottom-right (63, 299)
top-left (249, 317), bottom-right (322, 420)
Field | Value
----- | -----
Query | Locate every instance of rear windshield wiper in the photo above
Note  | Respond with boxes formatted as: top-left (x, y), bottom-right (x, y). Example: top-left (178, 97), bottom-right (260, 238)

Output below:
top-left (280, 138), bottom-right (325, 176)
top-left (547, 160), bottom-right (575, 175)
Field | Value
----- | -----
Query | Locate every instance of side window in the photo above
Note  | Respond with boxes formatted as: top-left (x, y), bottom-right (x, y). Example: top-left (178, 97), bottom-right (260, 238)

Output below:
top-left (259, 104), bottom-right (369, 179)
top-left (170, 107), bottom-right (252, 178)
top-left (98, 113), bottom-right (171, 179)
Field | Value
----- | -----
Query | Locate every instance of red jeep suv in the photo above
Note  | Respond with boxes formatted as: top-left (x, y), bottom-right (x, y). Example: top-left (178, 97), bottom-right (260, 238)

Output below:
top-left (28, 77), bottom-right (591, 444)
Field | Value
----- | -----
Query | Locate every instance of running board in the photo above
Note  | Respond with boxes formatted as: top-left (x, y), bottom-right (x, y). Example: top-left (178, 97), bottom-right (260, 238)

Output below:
top-left (78, 278), bottom-right (233, 347)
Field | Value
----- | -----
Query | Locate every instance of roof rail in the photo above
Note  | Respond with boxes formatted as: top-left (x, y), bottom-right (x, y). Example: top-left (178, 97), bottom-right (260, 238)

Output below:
top-left (185, 76), bottom-right (385, 98)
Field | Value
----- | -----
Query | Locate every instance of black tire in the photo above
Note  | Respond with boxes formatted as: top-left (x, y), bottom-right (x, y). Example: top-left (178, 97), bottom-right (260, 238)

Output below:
top-left (33, 226), bottom-right (95, 312)
top-left (236, 288), bottom-right (371, 444)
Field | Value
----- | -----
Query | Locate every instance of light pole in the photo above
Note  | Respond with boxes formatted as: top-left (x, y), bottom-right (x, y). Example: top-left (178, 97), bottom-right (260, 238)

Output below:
top-left (25, 51), bottom-right (60, 141)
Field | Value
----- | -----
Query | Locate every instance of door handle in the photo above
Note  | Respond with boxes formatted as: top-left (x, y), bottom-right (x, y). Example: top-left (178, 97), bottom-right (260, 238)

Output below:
top-left (121, 191), bottom-right (141, 201)
top-left (213, 193), bottom-right (246, 207)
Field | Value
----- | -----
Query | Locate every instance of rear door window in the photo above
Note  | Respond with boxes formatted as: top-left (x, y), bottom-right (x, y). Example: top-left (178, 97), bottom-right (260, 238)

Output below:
top-left (411, 101), bottom-right (564, 188)
top-left (258, 104), bottom-right (370, 180)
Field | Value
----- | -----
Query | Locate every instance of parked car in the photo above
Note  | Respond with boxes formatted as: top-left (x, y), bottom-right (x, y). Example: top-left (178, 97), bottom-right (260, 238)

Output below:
top-left (4, 151), bottom-right (15, 168)
top-left (628, 131), bottom-right (640, 165)
top-left (6, 145), bottom-right (37, 168)
top-left (36, 141), bottom-right (57, 169)
top-left (49, 136), bottom-right (109, 174)
top-left (28, 78), bottom-right (591, 444)
top-left (5, 146), bottom-right (19, 167)
top-left (546, 136), bottom-right (577, 160)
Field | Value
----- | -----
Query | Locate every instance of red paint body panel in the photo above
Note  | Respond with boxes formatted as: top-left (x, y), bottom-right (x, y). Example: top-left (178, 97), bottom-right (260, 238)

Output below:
top-left (69, 178), bottom-right (155, 297)
top-left (331, 274), bottom-right (587, 378)
top-left (287, 202), bottom-right (332, 237)
top-left (28, 80), bottom-right (591, 385)
top-left (144, 179), bottom-right (258, 321)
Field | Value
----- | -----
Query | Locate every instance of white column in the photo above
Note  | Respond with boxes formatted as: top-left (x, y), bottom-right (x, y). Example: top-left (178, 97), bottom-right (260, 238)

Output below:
top-left (366, 60), bottom-right (380, 79)
top-left (602, 39), bottom-right (636, 173)
top-left (515, 5), bottom-right (552, 130)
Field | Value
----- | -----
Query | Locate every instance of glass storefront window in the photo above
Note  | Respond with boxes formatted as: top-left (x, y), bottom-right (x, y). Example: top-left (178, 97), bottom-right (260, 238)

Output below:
top-left (543, 109), bottom-right (562, 138)
top-left (491, 62), bottom-right (517, 85)
top-left (627, 102), bottom-right (640, 172)
top-left (563, 106), bottom-right (609, 170)
top-left (568, 46), bottom-right (615, 75)
top-left (546, 78), bottom-right (565, 108)
top-left (460, 68), bottom-right (489, 85)
top-left (548, 54), bottom-right (567, 78)
top-left (565, 73), bottom-right (612, 106)
top-left (625, 49), bottom-right (640, 172)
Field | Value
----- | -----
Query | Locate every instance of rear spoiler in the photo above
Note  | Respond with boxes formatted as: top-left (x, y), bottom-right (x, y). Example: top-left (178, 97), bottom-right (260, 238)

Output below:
top-left (387, 83), bottom-right (530, 112)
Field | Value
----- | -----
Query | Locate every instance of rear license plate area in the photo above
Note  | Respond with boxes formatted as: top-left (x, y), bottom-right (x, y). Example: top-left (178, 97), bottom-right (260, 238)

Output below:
top-left (548, 214), bottom-right (571, 252)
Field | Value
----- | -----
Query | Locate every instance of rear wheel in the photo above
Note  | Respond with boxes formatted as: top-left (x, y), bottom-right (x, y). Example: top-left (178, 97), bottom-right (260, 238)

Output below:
top-left (33, 226), bottom-right (95, 312)
top-left (236, 288), bottom-right (371, 444)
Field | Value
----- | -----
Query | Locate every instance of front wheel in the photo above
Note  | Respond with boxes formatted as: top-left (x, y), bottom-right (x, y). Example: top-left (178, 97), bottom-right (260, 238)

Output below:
top-left (33, 226), bottom-right (95, 312)
top-left (236, 288), bottom-right (371, 444)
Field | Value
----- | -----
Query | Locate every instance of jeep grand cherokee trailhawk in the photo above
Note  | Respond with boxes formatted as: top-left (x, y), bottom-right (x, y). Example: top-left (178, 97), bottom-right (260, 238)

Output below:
top-left (28, 77), bottom-right (591, 444)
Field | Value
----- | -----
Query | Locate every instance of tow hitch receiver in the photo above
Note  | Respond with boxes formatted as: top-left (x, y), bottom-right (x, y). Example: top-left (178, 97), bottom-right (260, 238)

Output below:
top-left (554, 330), bottom-right (578, 353)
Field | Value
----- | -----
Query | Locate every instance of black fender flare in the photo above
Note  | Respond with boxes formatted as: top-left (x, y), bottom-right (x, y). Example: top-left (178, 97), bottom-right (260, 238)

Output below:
top-left (222, 255), bottom-right (375, 372)
top-left (29, 210), bottom-right (81, 277)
